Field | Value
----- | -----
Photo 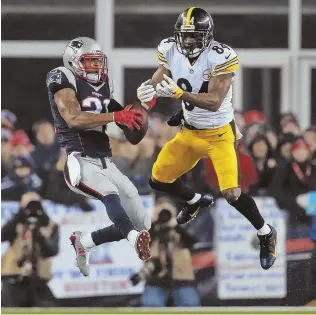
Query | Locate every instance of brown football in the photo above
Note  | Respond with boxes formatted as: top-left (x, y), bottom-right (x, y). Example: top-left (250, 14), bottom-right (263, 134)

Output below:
top-left (120, 104), bottom-right (148, 145)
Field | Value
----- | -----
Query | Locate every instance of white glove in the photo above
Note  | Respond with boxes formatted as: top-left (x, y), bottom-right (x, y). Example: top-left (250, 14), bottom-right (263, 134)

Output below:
top-left (156, 74), bottom-right (184, 99)
top-left (137, 79), bottom-right (156, 103)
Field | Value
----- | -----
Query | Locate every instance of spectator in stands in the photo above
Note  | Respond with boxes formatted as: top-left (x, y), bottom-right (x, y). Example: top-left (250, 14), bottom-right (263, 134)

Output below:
top-left (149, 112), bottom-right (179, 149)
top-left (31, 120), bottom-right (60, 184)
top-left (112, 133), bottom-right (154, 195)
top-left (244, 110), bottom-right (265, 125)
top-left (281, 117), bottom-right (301, 136)
top-left (264, 126), bottom-right (278, 150)
top-left (140, 198), bottom-right (200, 307)
top-left (43, 149), bottom-right (92, 211)
top-left (2, 109), bottom-right (18, 178)
top-left (149, 112), bottom-right (166, 137)
top-left (112, 137), bottom-right (141, 166)
top-left (2, 155), bottom-right (42, 201)
top-left (276, 132), bottom-right (297, 165)
top-left (158, 125), bottom-right (179, 149)
top-left (204, 140), bottom-right (257, 194)
top-left (248, 133), bottom-right (277, 194)
top-left (304, 126), bottom-right (316, 158)
top-left (11, 130), bottom-right (33, 157)
top-left (1, 128), bottom-right (13, 178)
top-left (280, 112), bottom-right (298, 129)
top-left (234, 110), bottom-right (245, 132)
top-left (269, 139), bottom-right (315, 227)
top-left (1, 109), bottom-right (17, 131)
top-left (107, 123), bottom-right (126, 156)
top-left (1, 191), bottom-right (58, 307)
top-left (242, 110), bottom-right (266, 149)
top-left (182, 159), bottom-right (209, 195)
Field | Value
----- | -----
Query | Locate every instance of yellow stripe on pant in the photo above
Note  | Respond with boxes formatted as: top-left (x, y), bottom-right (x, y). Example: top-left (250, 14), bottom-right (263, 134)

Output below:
top-left (152, 121), bottom-right (239, 191)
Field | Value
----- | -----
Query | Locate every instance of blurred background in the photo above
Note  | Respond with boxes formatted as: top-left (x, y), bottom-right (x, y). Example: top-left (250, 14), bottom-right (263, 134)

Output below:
top-left (1, 0), bottom-right (316, 310)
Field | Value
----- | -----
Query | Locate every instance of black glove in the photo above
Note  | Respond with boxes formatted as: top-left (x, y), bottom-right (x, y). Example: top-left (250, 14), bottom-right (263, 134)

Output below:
top-left (167, 109), bottom-right (184, 127)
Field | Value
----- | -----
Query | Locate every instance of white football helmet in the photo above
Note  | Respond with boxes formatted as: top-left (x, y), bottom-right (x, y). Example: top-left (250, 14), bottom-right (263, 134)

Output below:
top-left (63, 37), bottom-right (107, 83)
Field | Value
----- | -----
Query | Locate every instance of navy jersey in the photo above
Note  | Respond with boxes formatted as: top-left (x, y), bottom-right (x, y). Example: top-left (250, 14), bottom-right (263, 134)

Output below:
top-left (46, 67), bottom-right (123, 157)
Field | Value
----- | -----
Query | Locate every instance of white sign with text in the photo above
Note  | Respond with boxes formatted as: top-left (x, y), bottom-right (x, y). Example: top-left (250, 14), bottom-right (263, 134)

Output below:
top-left (216, 197), bottom-right (287, 299)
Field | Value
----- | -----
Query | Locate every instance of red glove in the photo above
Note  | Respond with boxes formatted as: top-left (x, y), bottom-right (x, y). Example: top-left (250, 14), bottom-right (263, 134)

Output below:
top-left (113, 105), bottom-right (144, 131)
top-left (141, 98), bottom-right (157, 111)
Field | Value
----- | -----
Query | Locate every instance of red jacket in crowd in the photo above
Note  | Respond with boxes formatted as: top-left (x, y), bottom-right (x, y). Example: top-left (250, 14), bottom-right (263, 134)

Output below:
top-left (204, 141), bottom-right (257, 192)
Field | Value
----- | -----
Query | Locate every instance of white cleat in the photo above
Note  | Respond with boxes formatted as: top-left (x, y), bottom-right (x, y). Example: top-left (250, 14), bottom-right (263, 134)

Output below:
top-left (69, 231), bottom-right (90, 277)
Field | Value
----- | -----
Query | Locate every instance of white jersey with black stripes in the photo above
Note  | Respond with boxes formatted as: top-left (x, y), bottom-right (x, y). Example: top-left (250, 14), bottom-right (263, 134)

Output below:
top-left (157, 38), bottom-right (239, 129)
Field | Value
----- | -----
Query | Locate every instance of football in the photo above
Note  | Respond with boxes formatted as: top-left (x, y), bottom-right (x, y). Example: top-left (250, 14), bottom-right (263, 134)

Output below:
top-left (121, 104), bottom-right (148, 145)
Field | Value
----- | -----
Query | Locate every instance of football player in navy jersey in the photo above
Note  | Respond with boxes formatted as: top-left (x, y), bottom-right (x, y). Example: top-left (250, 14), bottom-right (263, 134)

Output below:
top-left (47, 37), bottom-right (151, 277)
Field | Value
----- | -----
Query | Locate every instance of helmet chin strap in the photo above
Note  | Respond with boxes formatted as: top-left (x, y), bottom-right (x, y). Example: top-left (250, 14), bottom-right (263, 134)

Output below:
top-left (86, 72), bottom-right (100, 82)
top-left (187, 47), bottom-right (202, 58)
top-left (187, 48), bottom-right (204, 58)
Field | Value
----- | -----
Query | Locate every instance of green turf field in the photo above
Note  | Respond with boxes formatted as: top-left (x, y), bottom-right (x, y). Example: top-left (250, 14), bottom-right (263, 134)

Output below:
top-left (2, 307), bottom-right (316, 315)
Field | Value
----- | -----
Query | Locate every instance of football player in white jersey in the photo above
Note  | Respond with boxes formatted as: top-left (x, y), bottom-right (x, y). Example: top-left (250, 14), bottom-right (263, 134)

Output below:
top-left (137, 7), bottom-right (277, 270)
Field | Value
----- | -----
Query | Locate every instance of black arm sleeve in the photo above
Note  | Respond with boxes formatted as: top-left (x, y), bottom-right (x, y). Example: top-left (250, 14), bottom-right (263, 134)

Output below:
top-left (107, 98), bottom-right (126, 130)
top-left (46, 67), bottom-right (76, 95)
top-left (108, 99), bottom-right (124, 112)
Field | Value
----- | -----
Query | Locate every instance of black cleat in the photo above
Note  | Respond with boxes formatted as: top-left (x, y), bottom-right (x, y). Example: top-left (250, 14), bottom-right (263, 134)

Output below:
top-left (258, 224), bottom-right (277, 270)
top-left (177, 194), bottom-right (214, 225)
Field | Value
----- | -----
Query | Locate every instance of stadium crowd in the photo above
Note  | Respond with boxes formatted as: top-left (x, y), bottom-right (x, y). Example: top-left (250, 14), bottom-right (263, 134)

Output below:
top-left (2, 108), bottom-right (316, 237)
top-left (1, 107), bottom-right (316, 305)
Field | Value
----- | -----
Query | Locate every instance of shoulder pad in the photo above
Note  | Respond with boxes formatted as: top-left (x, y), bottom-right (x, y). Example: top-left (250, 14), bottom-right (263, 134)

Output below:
top-left (208, 41), bottom-right (239, 76)
top-left (46, 68), bottom-right (62, 85)
top-left (156, 37), bottom-right (175, 69)
top-left (158, 37), bottom-right (175, 54)
top-left (46, 66), bottom-right (77, 94)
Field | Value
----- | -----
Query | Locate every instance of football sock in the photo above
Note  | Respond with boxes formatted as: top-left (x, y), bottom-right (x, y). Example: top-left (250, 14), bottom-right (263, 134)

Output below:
top-left (228, 191), bottom-right (265, 230)
top-left (257, 223), bottom-right (272, 236)
top-left (102, 194), bottom-right (135, 238)
top-left (187, 193), bottom-right (202, 205)
top-left (81, 232), bottom-right (96, 249)
top-left (91, 225), bottom-right (124, 246)
top-left (149, 177), bottom-right (195, 201)
top-left (127, 230), bottom-right (139, 247)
